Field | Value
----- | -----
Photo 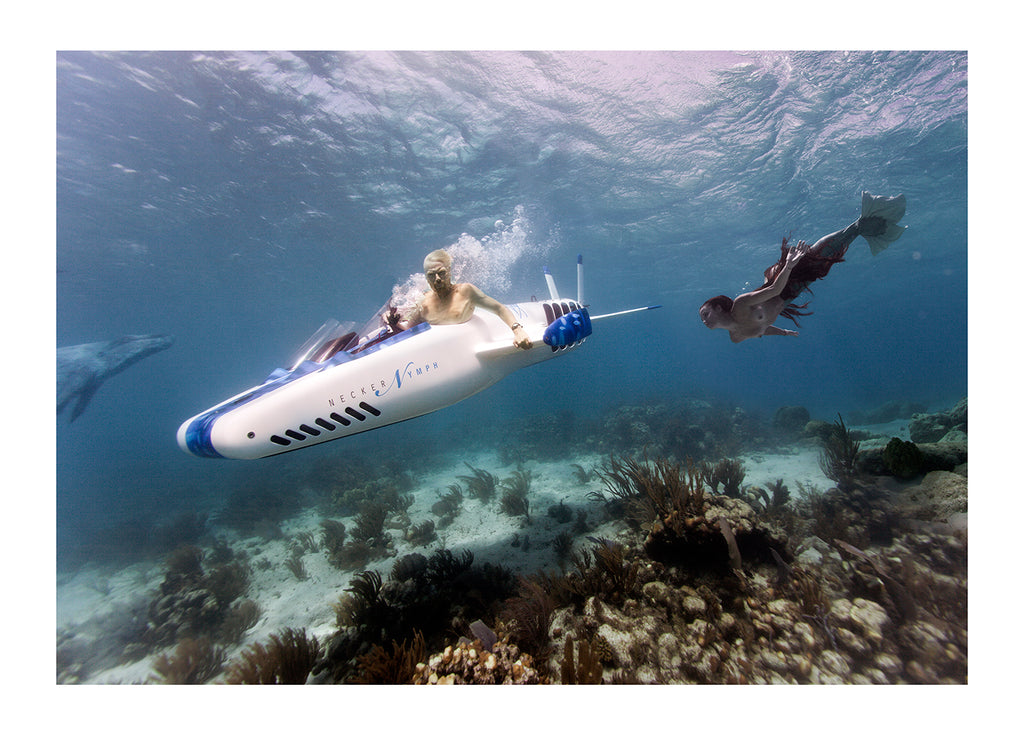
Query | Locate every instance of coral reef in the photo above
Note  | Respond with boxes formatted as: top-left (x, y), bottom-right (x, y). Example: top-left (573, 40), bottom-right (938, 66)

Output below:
top-left (315, 548), bottom-right (517, 683)
top-left (585, 399), bottom-right (766, 460)
top-left (61, 391), bottom-right (966, 686)
top-left (539, 521), bottom-right (966, 684)
top-left (144, 545), bottom-right (253, 648)
top-left (413, 637), bottom-right (540, 684)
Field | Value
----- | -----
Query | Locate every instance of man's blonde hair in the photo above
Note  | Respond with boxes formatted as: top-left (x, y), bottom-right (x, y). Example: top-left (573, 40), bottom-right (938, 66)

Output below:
top-left (423, 249), bottom-right (452, 271)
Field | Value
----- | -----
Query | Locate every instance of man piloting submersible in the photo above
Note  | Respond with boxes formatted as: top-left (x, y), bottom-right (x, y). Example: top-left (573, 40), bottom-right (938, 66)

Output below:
top-left (391, 249), bottom-right (533, 350)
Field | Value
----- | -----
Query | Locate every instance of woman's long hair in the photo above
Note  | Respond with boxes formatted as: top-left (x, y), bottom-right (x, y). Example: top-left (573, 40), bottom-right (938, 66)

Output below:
top-left (761, 236), bottom-right (848, 326)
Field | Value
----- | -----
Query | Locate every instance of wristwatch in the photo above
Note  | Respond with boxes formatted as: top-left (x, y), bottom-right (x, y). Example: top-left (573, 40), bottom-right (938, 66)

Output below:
top-left (510, 323), bottom-right (522, 331)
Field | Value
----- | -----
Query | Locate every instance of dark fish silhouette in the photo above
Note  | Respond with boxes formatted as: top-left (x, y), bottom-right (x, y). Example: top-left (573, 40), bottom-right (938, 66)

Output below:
top-left (57, 334), bottom-right (174, 421)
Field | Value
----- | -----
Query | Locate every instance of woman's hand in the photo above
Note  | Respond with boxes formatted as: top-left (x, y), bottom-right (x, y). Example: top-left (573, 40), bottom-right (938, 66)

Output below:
top-left (785, 240), bottom-right (811, 267)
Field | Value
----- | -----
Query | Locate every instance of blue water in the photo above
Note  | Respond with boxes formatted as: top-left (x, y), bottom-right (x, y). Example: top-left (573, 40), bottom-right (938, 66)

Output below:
top-left (56, 50), bottom-right (967, 566)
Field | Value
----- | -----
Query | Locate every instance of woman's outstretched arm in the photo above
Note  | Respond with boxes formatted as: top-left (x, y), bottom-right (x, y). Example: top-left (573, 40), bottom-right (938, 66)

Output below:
top-left (732, 241), bottom-right (810, 312)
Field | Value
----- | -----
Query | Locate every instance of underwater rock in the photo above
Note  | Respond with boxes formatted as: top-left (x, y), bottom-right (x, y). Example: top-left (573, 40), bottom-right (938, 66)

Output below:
top-left (773, 405), bottom-right (810, 434)
top-left (908, 397), bottom-right (967, 443)
top-left (803, 419), bottom-right (835, 442)
top-left (794, 536), bottom-right (841, 568)
top-left (940, 429), bottom-right (968, 444)
top-left (897, 470), bottom-right (968, 522)
top-left (908, 415), bottom-right (949, 443)
top-left (859, 438), bottom-right (967, 478)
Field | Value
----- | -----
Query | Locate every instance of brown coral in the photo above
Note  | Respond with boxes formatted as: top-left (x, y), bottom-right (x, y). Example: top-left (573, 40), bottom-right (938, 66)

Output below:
top-left (413, 638), bottom-right (540, 684)
top-left (224, 628), bottom-right (322, 684)
top-left (151, 637), bottom-right (225, 684)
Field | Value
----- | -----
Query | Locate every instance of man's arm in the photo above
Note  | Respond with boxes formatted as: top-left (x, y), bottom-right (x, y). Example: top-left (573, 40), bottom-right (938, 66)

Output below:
top-left (467, 285), bottom-right (532, 349)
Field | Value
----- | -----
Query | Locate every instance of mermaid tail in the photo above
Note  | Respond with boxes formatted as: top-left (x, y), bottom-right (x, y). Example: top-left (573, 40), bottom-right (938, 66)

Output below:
top-left (860, 191), bottom-right (907, 255)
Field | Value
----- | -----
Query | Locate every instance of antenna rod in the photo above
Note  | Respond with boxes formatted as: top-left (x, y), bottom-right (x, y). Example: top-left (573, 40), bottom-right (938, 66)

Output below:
top-left (577, 254), bottom-right (584, 305)
top-left (589, 305), bottom-right (662, 321)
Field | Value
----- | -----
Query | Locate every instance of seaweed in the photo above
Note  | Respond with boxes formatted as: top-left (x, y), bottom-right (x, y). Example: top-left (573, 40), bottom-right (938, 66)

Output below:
top-left (557, 540), bottom-right (641, 606)
top-left (290, 531), bottom-right (318, 556)
top-left (560, 635), bottom-right (603, 684)
top-left (700, 457), bottom-right (747, 499)
top-left (744, 478), bottom-right (792, 514)
top-left (819, 414), bottom-right (860, 488)
top-left (552, 530), bottom-right (574, 565)
top-left (425, 548), bottom-right (475, 585)
top-left (351, 631), bottom-right (427, 684)
top-left (431, 484), bottom-right (464, 527)
top-left (458, 462), bottom-right (498, 503)
top-left (224, 628), bottom-right (322, 684)
top-left (285, 553), bottom-right (307, 580)
top-left (219, 599), bottom-right (262, 645)
top-left (405, 519), bottom-right (437, 547)
top-left (596, 454), bottom-right (705, 529)
top-left (570, 463), bottom-right (591, 484)
top-left (499, 577), bottom-right (557, 658)
top-left (320, 518), bottom-right (347, 566)
top-left (151, 637), bottom-right (226, 684)
top-left (319, 548), bottom-right (518, 683)
top-left (334, 570), bottom-right (398, 641)
top-left (499, 469), bottom-right (532, 523)
top-left (351, 502), bottom-right (390, 542)
top-left (546, 500), bottom-right (573, 524)
top-left (205, 560), bottom-right (251, 607)
top-left (390, 553), bottom-right (429, 583)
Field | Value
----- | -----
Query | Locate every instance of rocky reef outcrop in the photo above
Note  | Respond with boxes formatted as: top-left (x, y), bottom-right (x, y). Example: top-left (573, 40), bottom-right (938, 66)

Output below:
top-left (908, 397), bottom-right (967, 443)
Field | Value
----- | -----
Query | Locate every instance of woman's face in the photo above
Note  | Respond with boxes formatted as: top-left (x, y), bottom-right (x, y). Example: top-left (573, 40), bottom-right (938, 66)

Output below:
top-left (699, 301), bottom-right (725, 329)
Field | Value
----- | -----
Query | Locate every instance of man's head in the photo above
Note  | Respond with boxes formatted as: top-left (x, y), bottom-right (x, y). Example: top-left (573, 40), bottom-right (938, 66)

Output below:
top-left (424, 249), bottom-right (454, 294)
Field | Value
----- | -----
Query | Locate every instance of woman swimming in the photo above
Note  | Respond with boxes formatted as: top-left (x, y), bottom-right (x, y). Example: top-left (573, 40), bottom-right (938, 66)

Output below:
top-left (699, 191), bottom-right (907, 343)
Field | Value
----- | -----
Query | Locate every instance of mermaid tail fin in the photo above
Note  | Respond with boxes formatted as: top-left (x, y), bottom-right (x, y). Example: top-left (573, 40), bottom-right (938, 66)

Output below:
top-left (860, 191), bottom-right (907, 255)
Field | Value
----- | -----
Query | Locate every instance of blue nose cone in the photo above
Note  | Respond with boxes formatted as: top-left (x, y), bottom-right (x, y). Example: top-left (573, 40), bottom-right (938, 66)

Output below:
top-left (543, 308), bottom-right (592, 348)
